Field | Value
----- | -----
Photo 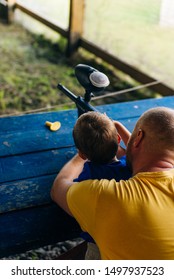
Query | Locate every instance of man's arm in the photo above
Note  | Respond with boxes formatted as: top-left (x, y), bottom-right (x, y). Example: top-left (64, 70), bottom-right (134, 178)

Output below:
top-left (51, 154), bottom-right (86, 216)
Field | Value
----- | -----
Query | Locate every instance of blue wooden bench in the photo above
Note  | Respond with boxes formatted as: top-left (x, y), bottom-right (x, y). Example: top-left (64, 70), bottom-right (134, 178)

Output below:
top-left (0, 95), bottom-right (174, 259)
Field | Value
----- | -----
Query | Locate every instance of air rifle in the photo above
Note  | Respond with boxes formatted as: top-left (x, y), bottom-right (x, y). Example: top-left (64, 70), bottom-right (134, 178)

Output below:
top-left (57, 64), bottom-right (110, 117)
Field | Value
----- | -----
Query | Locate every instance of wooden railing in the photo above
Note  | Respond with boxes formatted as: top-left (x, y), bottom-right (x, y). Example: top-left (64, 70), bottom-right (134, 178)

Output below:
top-left (0, 0), bottom-right (174, 96)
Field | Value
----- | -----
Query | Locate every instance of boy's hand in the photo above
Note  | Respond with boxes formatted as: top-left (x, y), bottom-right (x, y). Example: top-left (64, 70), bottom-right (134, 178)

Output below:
top-left (113, 120), bottom-right (131, 147)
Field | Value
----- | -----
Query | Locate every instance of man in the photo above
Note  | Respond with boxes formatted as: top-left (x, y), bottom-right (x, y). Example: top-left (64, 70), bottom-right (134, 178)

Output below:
top-left (51, 107), bottom-right (174, 259)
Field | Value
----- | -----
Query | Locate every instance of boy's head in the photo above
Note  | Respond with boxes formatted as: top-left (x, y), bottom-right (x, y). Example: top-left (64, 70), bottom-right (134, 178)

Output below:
top-left (73, 111), bottom-right (119, 164)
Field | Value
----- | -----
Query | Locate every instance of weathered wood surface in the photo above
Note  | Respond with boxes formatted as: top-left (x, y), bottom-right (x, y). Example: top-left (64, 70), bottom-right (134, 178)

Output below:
top-left (0, 109), bottom-right (79, 258)
top-left (0, 96), bottom-right (174, 258)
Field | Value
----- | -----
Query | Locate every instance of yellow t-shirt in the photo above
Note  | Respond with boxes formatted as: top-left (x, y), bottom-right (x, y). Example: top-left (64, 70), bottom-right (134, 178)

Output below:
top-left (67, 169), bottom-right (174, 260)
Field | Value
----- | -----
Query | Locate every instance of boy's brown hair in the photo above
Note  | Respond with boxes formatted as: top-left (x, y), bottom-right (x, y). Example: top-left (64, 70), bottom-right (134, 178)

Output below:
top-left (73, 111), bottom-right (118, 164)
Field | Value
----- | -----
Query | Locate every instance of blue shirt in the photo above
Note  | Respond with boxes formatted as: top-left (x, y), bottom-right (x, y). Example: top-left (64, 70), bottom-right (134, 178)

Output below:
top-left (74, 155), bottom-right (132, 242)
top-left (74, 155), bottom-right (131, 182)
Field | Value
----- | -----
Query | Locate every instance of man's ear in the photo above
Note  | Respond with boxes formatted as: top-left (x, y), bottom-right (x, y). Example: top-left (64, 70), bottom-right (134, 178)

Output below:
top-left (78, 150), bottom-right (88, 160)
top-left (133, 129), bottom-right (144, 148)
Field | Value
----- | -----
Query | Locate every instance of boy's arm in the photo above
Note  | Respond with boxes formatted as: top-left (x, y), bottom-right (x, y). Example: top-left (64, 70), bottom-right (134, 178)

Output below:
top-left (51, 154), bottom-right (86, 216)
top-left (113, 121), bottom-right (131, 147)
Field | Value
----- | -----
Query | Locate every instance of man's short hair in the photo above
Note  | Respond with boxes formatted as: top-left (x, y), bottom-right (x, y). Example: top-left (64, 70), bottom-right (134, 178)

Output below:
top-left (136, 107), bottom-right (174, 152)
top-left (73, 112), bottom-right (118, 164)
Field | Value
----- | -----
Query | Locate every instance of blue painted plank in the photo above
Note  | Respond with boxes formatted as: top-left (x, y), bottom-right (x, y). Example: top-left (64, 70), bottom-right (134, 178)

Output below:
top-left (0, 204), bottom-right (80, 258)
top-left (0, 129), bottom-right (75, 157)
top-left (0, 112), bottom-right (77, 157)
top-left (97, 96), bottom-right (174, 120)
top-left (0, 109), bottom-right (77, 134)
top-left (0, 174), bottom-right (55, 213)
top-left (0, 146), bottom-right (76, 183)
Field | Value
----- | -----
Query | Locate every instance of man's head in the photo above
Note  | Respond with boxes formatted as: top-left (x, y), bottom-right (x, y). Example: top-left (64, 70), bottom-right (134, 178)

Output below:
top-left (73, 111), bottom-right (119, 164)
top-left (126, 107), bottom-right (174, 174)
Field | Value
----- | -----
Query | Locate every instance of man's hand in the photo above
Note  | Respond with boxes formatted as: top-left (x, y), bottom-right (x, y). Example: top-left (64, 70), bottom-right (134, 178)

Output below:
top-left (51, 154), bottom-right (86, 216)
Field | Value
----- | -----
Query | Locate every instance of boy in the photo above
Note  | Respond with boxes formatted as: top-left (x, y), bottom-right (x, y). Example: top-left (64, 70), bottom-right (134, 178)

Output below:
top-left (72, 111), bottom-right (132, 259)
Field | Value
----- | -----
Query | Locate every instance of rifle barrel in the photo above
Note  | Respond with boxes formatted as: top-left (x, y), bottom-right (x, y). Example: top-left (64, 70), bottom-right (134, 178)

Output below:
top-left (57, 83), bottom-right (78, 103)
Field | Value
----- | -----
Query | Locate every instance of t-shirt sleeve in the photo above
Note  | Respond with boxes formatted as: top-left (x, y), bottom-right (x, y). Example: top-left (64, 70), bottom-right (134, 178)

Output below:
top-left (67, 179), bottom-right (100, 234)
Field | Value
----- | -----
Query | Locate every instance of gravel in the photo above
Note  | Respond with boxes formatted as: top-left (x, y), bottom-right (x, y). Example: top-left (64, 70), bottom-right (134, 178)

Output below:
top-left (1, 238), bottom-right (83, 260)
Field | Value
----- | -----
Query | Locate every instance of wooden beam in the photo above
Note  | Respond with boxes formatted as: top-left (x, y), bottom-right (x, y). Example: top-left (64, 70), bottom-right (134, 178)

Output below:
top-left (0, 0), bottom-right (16, 23)
top-left (80, 38), bottom-right (174, 96)
top-left (66, 0), bottom-right (85, 56)
top-left (15, 2), bottom-right (68, 38)
top-left (0, 1), bottom-right (7, 23)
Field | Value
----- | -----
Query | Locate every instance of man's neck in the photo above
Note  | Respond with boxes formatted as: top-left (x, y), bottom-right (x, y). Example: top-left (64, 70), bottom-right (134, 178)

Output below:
top-left (133, 159), bottom-right (174, 175)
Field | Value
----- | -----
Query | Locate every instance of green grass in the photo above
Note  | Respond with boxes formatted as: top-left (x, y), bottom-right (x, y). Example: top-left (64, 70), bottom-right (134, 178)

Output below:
top-left (0, 23), bottom-right (75, 114)
top-left (0, 22), bottom-right (160, 115)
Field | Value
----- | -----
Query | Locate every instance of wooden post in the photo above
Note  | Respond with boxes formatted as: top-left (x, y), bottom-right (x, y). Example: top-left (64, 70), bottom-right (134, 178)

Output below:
top-left (66, 0), bottom-right (85, 56)
top-left (0, 0), bottom-right (16, 23)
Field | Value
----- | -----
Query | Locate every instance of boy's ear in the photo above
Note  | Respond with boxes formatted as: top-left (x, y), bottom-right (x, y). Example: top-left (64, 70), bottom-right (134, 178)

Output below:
top-left (78, 150), bottom-right (87, 160)
top-left (117, 134), bottom-right (121, 144)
